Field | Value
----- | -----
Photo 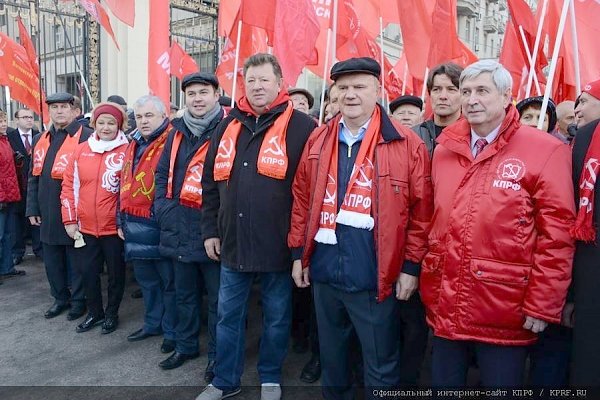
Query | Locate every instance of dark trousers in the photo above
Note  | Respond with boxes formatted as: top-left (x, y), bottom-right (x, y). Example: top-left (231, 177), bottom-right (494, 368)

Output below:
top-left (12, 210), bottom-right (42, 258)
top-left (529, 324), bottom-right (572, 386)
top-left (398, 293), bottom-right (429, 386)
top-left (133, 258), bottom-right (177, 341)
top-left (173, 260), bottom-right (220, 356)
top-left (313, 282), bottom-right (400, 400)
top-left (431, 336), bottom-right (528, 387)
top-left (292, 286), bottom-right (312, 346)
top-left (0, 206), bottom-right (16, 275)
top-left (42, 242), bottom-right (84, 306)
top-left (75, 234), bottom-right (125, 317)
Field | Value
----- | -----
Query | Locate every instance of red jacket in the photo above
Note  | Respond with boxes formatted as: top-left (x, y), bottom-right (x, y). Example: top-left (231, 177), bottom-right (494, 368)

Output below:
top-left (61, 136), bottom-right (128, 237)
top-left (289, 111), bottom-right (433, 301)
top-left (0, 135), bottom-right (20, 203)
top-left (421, 106), bottom-right (575, 346)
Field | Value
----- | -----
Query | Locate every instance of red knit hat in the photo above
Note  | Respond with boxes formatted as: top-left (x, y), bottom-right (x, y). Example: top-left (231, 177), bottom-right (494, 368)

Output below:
top-left (91, 102), bottom-right (126, 130)
top-left (582, 79), bottom-right (600, 101)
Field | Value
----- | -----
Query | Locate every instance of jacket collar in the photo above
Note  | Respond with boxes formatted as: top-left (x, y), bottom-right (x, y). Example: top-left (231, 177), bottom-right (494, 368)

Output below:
top-left (50, 120), bottom-right (82, 136)
top-left (379, 104), bottom-right (405, 143)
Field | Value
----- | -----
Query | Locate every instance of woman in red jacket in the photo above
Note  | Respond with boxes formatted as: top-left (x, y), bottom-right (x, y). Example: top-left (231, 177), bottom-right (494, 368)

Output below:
top-left (60, 102), bottom-right (129, 334)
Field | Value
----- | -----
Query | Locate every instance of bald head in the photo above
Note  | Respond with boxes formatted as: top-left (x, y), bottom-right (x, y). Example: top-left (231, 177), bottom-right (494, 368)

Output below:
top-left (556, 100), bottom-right (575, 136)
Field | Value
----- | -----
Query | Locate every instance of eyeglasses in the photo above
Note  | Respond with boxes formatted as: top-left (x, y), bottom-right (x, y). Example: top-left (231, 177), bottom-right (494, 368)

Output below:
top-left (17, 116), bottom-right (34, 120)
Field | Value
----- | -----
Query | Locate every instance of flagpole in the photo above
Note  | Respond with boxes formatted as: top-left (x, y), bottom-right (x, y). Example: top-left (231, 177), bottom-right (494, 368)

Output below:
top-left (420, 67), bottom-right (429, 102)
top-left (569, 0), bottom-right (581, 95)
top-left (525, 0), bottom-right (548, 99)
top-left (379, 17), bottom-right (387, 109)
top-left (538, 0), bottom-right (572, 131)
top-left (318, 28), bottom-right (332, 126)
top-left (230, 20), bottom-right (243, 107)
top-left (34, 0), bottom-right (45, 126)
top-left (401, 60), bottom-right (408, 95)
top-left (332, 0), bottom-right (338, 64)
top-left (518, 26), bottom-right (542, 96)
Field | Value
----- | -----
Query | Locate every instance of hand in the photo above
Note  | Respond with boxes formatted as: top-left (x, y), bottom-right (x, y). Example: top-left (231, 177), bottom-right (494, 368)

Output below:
top-left (117, 228), bottom-right (125, 240)
top-left (29, 216), bottom-right (42, 226)
top-left (523, 315), bottom-right (548, 333)
top-left (292, 259), bottom-right (310, 288)
top-left (64, 223), bottom-right (79, 239)
top-left (396, 273), bottom-right (418, 301)
top-left (560, 302), bottom-right (575, 328)
top-left (204, 237), bottom-right (221, 261)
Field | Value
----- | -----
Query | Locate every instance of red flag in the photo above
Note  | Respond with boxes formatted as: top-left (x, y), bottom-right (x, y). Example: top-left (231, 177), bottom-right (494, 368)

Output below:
top-left (272, 0), bottom-right (320, 87)
top-left (218, 0), bottom-right (241, 36)
top-left (148, 0), bottom-right (170, 108)
top-left (306, 0), bottom-right (333, 79)
top-left (507, 0), bottom-right (547, 77)
top-left (397, 0), bottom-right (436, 82)
top-left (104, 0), bottom-right (135, 27)
top-left (169, 41), bottom-right (199, 80)
top-left (16, 17), bottom-right (40, 77)
top-left (78, 0), bottom-right (120, 50)
top-left (427, 0), bottom-right (478, 69)
top-left (0, 32), bottom-right (48, 121)
top-left (241, 0), bottom-right (276, 42)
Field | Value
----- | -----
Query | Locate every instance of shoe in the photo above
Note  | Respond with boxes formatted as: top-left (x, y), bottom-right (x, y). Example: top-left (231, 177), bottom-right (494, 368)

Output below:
top-left (260, 383), bottom-right (281, 400)
top-left (127, 328), bottom-right (159, 342)
top-left (292, 337), bottom-right (309, 354)
top-left (44, 302), bottom-right (70, 319)
top-left (161, 339), bottom-right (176, 354)
top-left (204, 360), bottom-right (216, 383)
top-left (12, 256), bottom-right (23, 266)
top-left (76, 314), bottom-right (105, 333)
top-left (101, 316), bottom-right (119, 334)
top-left (159, 351), bottom-right (199, 370)
top-left (195, 384), bottom-right (241, 400)
top-left (67, 305), bottom-right (86, 321)
top-left (1, 269), bottom-right (26, 279)
top-left (299, 354), bottom-right (321, 383)
top-left (131, 288), bottom-right (143, 299)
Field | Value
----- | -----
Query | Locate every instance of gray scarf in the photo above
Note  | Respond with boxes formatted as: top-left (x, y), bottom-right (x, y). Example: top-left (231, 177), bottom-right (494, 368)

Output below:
top-left (183, 104), bottom-right (221, 137)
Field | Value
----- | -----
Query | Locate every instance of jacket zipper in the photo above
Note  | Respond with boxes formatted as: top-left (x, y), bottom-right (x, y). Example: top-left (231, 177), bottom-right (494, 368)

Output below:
top-left (374, 144), bottom-right (380, 301)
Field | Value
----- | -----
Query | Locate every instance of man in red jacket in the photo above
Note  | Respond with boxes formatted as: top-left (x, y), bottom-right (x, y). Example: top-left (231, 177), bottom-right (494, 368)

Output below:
top-left (420, 60), bottom-right (575, 387)
top-left (289, 57), bottom-right (432, 399)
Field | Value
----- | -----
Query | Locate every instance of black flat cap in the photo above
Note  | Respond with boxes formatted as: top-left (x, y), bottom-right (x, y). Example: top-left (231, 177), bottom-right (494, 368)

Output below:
top-left (330, 57), bottom-right (381, 81)
top-left (107, 95), bottom-right (127, 106)
top-left (182, 72), bottom-right (219, 91)
top-left (46, 92), bottom-right (74, 105)
top-left (288, 88), bottom-right (315, 109)
top-left (219, 96), bottom-right (232, 107)
top-left (389, 95), bottom-right (423, 114)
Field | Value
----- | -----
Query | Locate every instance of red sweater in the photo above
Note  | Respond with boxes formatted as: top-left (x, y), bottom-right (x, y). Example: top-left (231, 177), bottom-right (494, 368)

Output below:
top-left (0, 135), bottom-right (21, 203)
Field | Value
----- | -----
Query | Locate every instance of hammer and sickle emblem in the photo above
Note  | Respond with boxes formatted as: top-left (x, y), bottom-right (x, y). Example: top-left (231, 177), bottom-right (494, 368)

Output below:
top-left (353, 158), bottom-right (374, 189)
top-left (263, 136), bottom-right (285, 156)
top-left (323, 174), bottom-right (336, 205)
top-left (217, 138), bottom-right (234, 159)
top-left (186, 165), bottom-right (203, 183)
top-left (132, 171), bottom-right (155, 200)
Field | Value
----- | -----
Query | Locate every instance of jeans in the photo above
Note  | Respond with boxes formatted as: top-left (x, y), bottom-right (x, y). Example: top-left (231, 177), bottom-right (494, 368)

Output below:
top-left (133, 258), bottom-right (177, 340)
top-left (0, 206), bottom-right (16, 275)
top-left (212, 267), bottom-right (292, 390)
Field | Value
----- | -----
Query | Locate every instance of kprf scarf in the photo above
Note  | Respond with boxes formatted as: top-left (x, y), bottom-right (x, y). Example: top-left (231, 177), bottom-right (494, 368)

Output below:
top-left (32, 125), bottom-right (83, 179)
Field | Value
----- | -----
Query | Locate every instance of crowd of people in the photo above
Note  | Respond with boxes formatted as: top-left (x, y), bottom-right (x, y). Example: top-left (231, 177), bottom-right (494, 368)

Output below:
top-left (0, 53), bottom-right (599, 400)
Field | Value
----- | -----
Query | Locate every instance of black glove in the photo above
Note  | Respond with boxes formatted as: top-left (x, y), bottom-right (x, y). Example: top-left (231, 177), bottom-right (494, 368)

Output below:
top-left (14, 151), bottom-right (25, 163)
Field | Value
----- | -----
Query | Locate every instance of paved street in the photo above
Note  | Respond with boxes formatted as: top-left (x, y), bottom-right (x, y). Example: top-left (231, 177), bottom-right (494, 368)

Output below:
top-left (0, 252), bottom-right (321, 400)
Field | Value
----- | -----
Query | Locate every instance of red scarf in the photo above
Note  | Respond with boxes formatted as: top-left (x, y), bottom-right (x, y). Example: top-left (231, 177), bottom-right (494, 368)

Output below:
top-left (166, 131), bottom-right (210, 209)
top-left (314, 106), bottom-right (381, 244)
top-left (32, 126), bottom-right (83, 179)
top-left (120, 131), bottom-right (168, 218)
top-left (214, 91), bottom-right (293, 181)
top-left (571, 123), bottom-right (600, 242)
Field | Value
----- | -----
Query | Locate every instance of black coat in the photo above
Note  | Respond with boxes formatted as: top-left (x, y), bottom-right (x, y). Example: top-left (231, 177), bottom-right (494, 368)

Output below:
top-left (154, 113), bottom-right (224, 263)
top-left (571, 118), bottom-right (600, 386)
top-left (25, 120), bottom-right (92, 245)
top-left (201, 103), bottom-right (316, 272)
top-left (7, 127), bottom-right (39, 212)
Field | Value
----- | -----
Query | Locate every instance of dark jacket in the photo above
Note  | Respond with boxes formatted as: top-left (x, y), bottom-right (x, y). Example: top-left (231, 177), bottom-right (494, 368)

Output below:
top-left (121, 121), bottom-right (169, 261)
top-left (413, 119), bottom-right (441, 158)
top-left (7, 127), bottom-right (39, 212)
top-left (154, 112), bottom-right (224, 263)
top-left (202, 103), bottom-right (316, 272)
top-left (571, 118), bottom-right (600, 386)
top-left (26, 120), bottom-right (92, 245)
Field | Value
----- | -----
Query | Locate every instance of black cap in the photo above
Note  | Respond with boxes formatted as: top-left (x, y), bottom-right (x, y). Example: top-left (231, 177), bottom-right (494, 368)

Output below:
top-left (516, 96), bottom-right (557, 133)
top-left (107, 95), bottom-right (127, 106)
top-left (46, 92), bottom-right (74, 105)
top-left (330, 57), bottom-right (381, 81)
top-left (288, 88), bottom-right (315, 109)
top-left (182, 72), bottom-right (219, 91)
top-left (389, 95), bottom-right (423, 114)
top-left (219, 96), bottom-right (232, 107)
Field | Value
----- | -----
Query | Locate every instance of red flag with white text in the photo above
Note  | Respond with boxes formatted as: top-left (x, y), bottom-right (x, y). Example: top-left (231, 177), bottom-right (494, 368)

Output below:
top-left (170, 41), bottom-right (199, 80)
top-left (148, 0), bottom-right (170, 108)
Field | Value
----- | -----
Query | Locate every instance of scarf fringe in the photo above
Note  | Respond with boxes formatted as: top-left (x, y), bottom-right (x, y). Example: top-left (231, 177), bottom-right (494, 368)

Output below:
top-left (314, 228), bottom-right (337, 244)
top-left (336, 210), bottom-right (374, 230)
top-left (570, 225), bottom-right (597, 243)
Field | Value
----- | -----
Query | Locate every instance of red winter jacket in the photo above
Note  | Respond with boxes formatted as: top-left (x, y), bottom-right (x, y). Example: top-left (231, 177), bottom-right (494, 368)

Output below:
top-left (289, 111), bottom-right (433, 301)
top-left (0, 135), bottom-right (21, 203)
top-left (61, 136), bottom-right (128, 237)
top-left (420, 106), bottom-right (575, 346)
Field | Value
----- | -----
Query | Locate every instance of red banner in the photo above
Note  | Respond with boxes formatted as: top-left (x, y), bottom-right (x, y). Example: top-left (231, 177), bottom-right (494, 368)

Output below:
top-left (78, 0), bottom-right (120, 50)
top-left (148, 0), bottom-right (170, 109)
top-left (104, 0), bottom-right (135, 27)
top-left (170, 41), bottom-right (199, 80)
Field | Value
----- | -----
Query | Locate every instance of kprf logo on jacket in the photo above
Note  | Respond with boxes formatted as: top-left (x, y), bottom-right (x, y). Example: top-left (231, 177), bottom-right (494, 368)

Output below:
top-left (493, 158), bottom-right (526, 191)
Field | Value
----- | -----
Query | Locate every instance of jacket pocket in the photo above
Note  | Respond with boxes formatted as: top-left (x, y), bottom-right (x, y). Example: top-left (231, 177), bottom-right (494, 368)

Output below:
top-left (419, 252), bottom-right (443, 312)
top-left (466, 258), bottom-right (530, 330)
